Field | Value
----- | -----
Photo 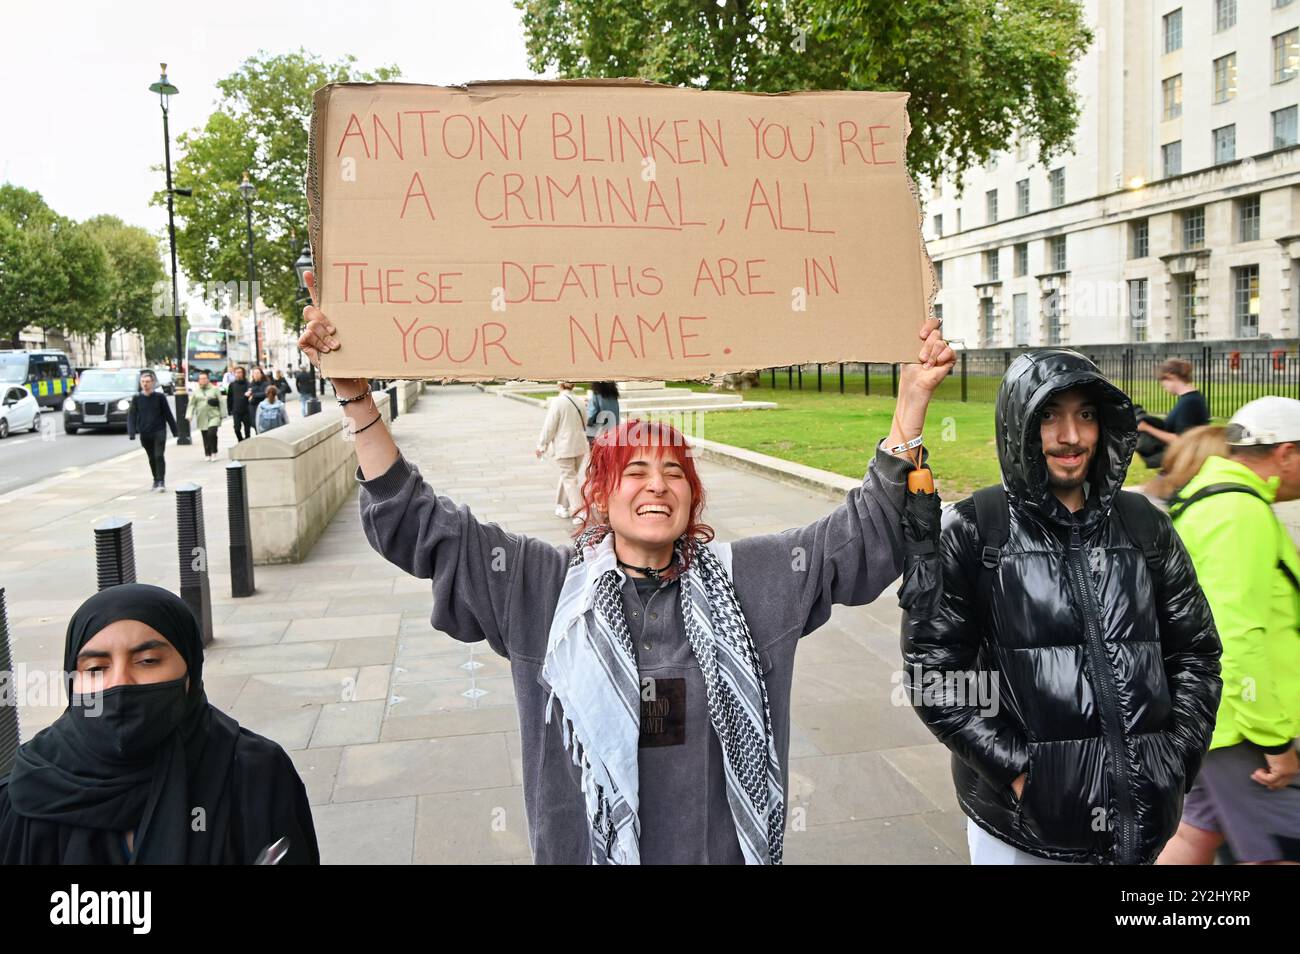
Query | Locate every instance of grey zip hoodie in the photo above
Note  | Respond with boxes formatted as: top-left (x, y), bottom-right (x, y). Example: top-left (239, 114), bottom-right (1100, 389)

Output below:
top-left (359, 439), bottom-right (917, 863)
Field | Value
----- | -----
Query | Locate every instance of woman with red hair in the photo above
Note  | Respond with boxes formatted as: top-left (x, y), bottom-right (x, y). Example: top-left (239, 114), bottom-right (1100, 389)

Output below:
top-left (298, 273), bottom-right (953, 864)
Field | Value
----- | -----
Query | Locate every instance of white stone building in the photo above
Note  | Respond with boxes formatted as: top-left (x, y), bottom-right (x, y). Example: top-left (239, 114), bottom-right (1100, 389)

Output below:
top-left (923, 0), bottom-right (1300, 349)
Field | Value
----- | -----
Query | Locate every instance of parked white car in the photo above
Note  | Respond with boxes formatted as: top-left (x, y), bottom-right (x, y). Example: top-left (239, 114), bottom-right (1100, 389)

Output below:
top-left (0, 384), bottom-right (41, 438)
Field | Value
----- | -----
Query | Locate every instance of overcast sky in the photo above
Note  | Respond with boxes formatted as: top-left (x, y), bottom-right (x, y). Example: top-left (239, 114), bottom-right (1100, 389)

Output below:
top-left (0, 0), bottom-right (542, 233)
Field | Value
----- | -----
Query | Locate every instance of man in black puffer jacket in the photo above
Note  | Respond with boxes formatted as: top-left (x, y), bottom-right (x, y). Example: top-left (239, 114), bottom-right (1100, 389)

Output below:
top-left (903, 350), bottom-right (1221, 865)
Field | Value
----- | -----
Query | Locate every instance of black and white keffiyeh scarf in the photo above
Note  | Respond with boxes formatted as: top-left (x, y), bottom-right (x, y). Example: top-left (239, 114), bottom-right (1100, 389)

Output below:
top-left (540, 525), bottom-right (785, 864)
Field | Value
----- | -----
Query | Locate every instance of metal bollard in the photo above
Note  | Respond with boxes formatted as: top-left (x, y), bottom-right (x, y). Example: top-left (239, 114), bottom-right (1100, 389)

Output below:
top-left (0, 588), bottom-right (19, 778)
top-left (94, 517), bottom-right (137, 590)
top-left (387, 384), bottom-right (399, 421)
top-left (226, 462), bottom-right (256, 598)
top-left (175, 484), bottom-right (214, 645)
top-left (306, 397), bottom-right (321, 416)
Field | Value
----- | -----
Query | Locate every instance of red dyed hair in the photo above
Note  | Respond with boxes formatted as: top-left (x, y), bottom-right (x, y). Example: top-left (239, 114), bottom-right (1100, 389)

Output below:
top-left (575, 418), bottom-right (714, 576)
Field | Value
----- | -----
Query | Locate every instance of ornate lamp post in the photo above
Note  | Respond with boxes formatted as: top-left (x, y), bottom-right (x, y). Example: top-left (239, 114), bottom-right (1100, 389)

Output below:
top-left (148, 63), bottom-right (192, 444)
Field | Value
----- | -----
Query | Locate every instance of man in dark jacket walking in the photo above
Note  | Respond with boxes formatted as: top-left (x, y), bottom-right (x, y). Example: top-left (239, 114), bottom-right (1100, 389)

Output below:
top-left (294, 363), bottom-right (317, 417)
top-left (902, 350), bottom-right (1222, 865)
top-left (127, 370), bottom-right (177, 492)
top-left (227, 366), bottom-right (251, 441)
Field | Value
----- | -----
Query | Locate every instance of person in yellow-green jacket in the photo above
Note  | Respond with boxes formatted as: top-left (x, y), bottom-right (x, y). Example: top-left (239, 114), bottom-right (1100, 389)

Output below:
top-left (1158, 397), bottom-right (1300, 865)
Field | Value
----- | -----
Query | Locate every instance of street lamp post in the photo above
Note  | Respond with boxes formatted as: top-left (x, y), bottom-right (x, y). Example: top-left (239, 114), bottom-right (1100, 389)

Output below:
top-left (239, 172), bottom-right (261, 369)
top-left (149, 63), bottom-right (191, 445)
top-left (293, 242), bottom-right (317, 393)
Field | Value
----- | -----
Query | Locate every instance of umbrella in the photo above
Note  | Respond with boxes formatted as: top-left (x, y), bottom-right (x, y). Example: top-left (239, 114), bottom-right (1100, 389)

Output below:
top-left (896, 465), bottom-right (944, 618)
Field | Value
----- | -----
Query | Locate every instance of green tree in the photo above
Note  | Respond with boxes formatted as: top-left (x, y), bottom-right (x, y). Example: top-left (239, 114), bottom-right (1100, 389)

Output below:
top-left (0, 185), bottom-right (111, 347)
top-left (163, 50), bottom-right (400, 324)
top-left (515, 0), bottom-right (1092, 184)
top-left (82, 216), bottom-right (169, 360)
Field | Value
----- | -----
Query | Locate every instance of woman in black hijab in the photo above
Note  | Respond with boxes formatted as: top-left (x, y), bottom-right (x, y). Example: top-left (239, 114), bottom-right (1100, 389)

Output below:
top-left (0, 584), bottom-right (319, 864)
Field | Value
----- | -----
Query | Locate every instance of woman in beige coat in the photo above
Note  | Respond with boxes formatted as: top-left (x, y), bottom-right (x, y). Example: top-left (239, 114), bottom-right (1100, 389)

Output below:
top-left (535, 381), bottom-right (589, 524)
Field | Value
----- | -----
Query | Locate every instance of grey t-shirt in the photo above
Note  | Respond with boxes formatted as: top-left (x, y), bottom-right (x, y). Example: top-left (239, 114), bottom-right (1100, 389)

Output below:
top-left (358, 440), bottom-right (917, 863)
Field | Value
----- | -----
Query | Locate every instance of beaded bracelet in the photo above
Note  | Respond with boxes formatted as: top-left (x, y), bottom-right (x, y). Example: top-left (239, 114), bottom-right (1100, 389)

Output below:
top-left (337, 385), bottom-right (372, 407)
top-left (887, 434), bottom-right (924, 456)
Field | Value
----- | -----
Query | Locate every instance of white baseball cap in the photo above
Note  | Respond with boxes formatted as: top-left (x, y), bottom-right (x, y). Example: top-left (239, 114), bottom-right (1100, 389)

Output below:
top-left (1226, 396), bottom-right (1300, 446)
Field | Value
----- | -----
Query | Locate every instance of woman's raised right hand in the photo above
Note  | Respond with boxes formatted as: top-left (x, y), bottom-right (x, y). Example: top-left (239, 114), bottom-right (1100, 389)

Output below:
top-left (297, 271), bottom-right (366, 394)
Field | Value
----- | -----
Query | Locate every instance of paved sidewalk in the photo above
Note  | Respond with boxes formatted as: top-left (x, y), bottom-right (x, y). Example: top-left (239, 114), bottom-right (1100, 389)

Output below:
top-left (0, 387), bottom-right (966, 864)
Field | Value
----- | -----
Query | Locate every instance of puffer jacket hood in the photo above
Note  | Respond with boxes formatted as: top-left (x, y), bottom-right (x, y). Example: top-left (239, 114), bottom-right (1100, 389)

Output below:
top-left (995, 349), bottom-right (1138, 526)
top-left (903, 352), bottom-right (1221, 865)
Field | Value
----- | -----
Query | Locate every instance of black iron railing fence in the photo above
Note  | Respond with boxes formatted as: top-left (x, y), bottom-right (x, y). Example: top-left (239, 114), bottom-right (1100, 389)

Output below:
top-left (760, 341), bottom-right (1298, 419)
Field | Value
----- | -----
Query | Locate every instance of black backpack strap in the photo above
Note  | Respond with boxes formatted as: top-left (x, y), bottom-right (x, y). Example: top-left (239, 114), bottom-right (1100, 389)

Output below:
top-left (971, 485), bottom-right (1010, 572)
top-left (1111, 491), bottom-right (1164, 580)
top-left (1169, 482), bottom-right (1300, 595)
top-left (1168, 482), bottom-right (1268, 520)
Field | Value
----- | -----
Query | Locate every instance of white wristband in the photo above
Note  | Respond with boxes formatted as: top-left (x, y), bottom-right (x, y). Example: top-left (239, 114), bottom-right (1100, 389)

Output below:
top-left (887, 434), bottom-right (924, 456)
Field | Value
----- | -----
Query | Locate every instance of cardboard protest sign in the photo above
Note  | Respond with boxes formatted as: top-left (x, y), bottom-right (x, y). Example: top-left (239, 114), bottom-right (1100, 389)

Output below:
top-left (307, 79), bottom-right (934, 381)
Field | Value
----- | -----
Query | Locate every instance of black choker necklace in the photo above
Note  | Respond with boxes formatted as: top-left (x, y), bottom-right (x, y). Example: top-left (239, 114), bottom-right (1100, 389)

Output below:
top-left (617, 556), bottom-right (674, 582)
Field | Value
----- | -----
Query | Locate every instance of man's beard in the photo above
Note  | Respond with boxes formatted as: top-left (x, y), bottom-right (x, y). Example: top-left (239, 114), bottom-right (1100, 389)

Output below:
top-left (1044, 447), bottom-right (1093, 491)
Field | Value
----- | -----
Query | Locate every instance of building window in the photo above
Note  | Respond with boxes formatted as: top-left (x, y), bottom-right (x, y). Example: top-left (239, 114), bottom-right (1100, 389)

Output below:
top-left (1238, 194), bottom-right (1261, 242)
top-left (1044, 290), bottom-right (1062, 345)
top-left (1164, 8), bottom-right (1183, 53)
top-left (956, 208), bottom-right (963, 232)
top-left (1178, 276), bottom-right (1199, 340)
top-left (1049, 168), bottom-right (1065, 207)
top-left (1049, 235), bottom-right (1068, 272)
top-left (1213, 53), bottom-right (1237, 103)
top-left (985, 248), bottom-right (1000, 282)
top-left (1014, 242), bottom-right (1029, 277)
top-left (933, 213), bottom-right (943, 238)
top-left (1182, 206), bottom-right (1205, 250)
top-left (1234, 265), bottom-right (1260, 337)
top-left (1277, 0), bottom-right (1295, 8)
top-left (1215, 0), bottom-right (1236, 32)
top-left (1163, 140), bottom-right (1183, 177)
top-left (1016, 139), bottom-right (1032, 162)
top-left (1275, 29), bottom-right (1299, 83)
top-left (1016, 178), bottom-right (1030, 216)
top-left (1213, 124), bottom-right (1236, 164)
top-left (1128, 279), bottom-right (1149, 343)
top-left (1012, 293), bottom-right (1028, 345)
top-left (981, 297), bottom-right (996, 347)
top-left (987, 189), bottom-right (999, 224)
top-left (1130, 218), bottom-right (1149, 259)
top-left (1162, 75), bottom-right (1183, 120)
top-left (934, 259), bottom-right (943, 288)
top-left (1273, 106), bottom-right (1298, 147)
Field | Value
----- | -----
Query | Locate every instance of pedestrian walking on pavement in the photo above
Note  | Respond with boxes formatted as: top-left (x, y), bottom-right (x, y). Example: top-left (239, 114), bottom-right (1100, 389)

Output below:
top-left (248, 367), bottom-right (268, 432)
top-left (536, 381), bottom-right (589, 523)
top-left (1159, 397), bottom-right (1300, 866)
top-left (127, 370), bottom-right (176, 492)
top-left (255, 385), bottom-right (288, 433)
top-left (902, 349), bottom-right (1222, 866)
top-left (273, 368), bottom-right (291, 400)
top-left (294, 363), bottom-right (317, 417)
top-left (228, 366), bottom-right (252, 441)
top-left (0, 583), bottom-right (320, 864)
top-left (298, 270), bottom-right (953, 864)
top-left (586, 381), bottom-right (620, 446)
top-left (187, 369), bottom-right (224, 461)
top-left (1135, 358), bottom-right (1211, 470)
